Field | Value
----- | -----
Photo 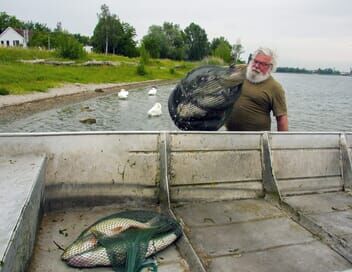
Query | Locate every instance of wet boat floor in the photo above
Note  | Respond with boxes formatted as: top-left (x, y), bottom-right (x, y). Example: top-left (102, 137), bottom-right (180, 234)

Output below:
top-left (30, 197), bottom-right (352, 272)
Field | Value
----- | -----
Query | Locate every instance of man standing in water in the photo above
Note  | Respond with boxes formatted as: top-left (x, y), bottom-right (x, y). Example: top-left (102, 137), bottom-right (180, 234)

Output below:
top-left (225, 47), bottom-right (288, 131)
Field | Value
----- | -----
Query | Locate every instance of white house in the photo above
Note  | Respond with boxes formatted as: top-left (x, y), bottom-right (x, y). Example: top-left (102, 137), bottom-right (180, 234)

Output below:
top-left (83, 45), bottom-right (93, 53)
top-left (0, 27), bottom-right (29, 47)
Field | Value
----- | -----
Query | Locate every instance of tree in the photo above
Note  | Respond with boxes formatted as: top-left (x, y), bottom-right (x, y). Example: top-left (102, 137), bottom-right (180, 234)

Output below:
top-left (92, 4), bottom-right (137, 57)
top-left (73, 34), bottom-right (91, 45)
top-left (184, 23), bottom-right (209, 61)
top-left (28, 31), bottom-right (50, 48)
top-left (141, 22), bottom-right (185, 60)
top-left (232, 38), bottom-right (245, 63)
top-left (210, 37), bottom-right (231, 53)
top-left (23, 21), bottom-right (50, 32)
top-left (162, 22), bottom-right (186, 60)
top-left (117, 22), bottom-right (138, 57)
top-left (0, 12), bottom-right (24, 31)
top-left (213, 41), bottom-right (232, 63)
top-left (92, 4), bottom-right (114, 54)
top-left (141, 25), bottom-right (167, 58)
top-left (56, 33), bottom-right (86, 59)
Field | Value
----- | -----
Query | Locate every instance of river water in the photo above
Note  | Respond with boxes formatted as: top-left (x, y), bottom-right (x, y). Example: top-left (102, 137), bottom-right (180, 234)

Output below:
top-left (0, 73), bottom-right (351, 132)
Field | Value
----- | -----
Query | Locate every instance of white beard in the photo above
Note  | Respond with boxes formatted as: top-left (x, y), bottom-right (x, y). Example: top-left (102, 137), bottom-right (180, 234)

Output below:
top-left (246, 63), bottom-right (271, 84)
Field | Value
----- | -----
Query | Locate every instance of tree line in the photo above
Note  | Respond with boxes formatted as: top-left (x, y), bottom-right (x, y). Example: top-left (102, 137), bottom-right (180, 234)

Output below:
top-left (0, 6), bottom-right (244, 63)
top-left (276, 67), bottom-right (341, 75)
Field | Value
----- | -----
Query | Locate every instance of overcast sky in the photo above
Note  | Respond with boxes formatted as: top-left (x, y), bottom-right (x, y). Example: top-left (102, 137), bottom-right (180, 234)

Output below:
top-left (2, 0), bottom-right (352, 71)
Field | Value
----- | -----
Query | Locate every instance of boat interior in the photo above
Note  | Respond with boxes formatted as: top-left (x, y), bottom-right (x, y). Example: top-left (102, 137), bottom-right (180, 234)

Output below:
top-left (1, 131), bottom-right (352, 272)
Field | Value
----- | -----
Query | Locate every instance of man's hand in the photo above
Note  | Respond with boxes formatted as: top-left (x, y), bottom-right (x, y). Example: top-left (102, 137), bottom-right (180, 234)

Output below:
top-left (276, 115), bottom-right (288, 131)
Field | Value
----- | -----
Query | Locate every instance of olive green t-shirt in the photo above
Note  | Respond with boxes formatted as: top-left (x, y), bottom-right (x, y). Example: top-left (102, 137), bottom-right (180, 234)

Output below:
top-left (225, 76), bottom-right (287, 131)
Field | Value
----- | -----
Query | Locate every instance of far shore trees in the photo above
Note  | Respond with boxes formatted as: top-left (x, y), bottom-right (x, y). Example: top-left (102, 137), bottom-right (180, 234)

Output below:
top-left (1, 10), bottom-right (241, 63)
top-left (141, 22), bottom-right (186, 60)
top-left (91, 4), bottom-right (138, 57)
top-left (210, 37), bottom-right (232, 64)
top-left (184, 23), bottom-right (209, 61)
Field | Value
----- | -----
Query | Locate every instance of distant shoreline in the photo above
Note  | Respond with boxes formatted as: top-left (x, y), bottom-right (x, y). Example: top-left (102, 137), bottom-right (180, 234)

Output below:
top-left (276, 71), bottom-right (351, 76)
top-left (276, 67), bottom-right (348, 76)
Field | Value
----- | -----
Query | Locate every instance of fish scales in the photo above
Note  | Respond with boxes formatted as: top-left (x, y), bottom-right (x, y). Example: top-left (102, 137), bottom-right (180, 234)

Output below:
top-left (67, 232), bottom-right (179, 268)
top-left (62, 216), bottom-right (156, 260)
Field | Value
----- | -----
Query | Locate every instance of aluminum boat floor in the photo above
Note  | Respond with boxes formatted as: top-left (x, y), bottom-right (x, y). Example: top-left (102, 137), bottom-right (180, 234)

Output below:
top-left (283, 191), bottom-right (352, 262)
top-left (174, 198), bottom-right (352, 272)
top-left (28, 204), bottom-right (189, 272)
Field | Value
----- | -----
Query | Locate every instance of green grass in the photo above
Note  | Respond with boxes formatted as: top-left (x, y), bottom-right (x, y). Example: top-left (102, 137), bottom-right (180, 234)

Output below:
top-left (0, 47), bottom-right (55, 62)
top-left (0, 47), bottom-right (198, 94)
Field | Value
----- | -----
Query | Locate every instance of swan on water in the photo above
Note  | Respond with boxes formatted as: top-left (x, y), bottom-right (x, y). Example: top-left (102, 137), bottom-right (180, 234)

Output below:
top-left (118, 89), bottom-right (129, 99)
top-left (148, 86), bottom-right (157, 96)
top-left (148, 103), bottom-right (162, 117)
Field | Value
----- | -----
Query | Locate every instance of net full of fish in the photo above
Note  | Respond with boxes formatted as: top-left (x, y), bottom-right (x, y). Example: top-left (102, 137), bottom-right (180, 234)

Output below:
top-left (61, 210), bottom-right (182, 271)
top-left (168, 64), bottom-right (246, 130)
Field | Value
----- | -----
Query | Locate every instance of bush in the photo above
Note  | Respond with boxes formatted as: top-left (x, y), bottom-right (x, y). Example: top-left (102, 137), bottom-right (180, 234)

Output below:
top-left (136, 61), bottom-right (147, 75)
top-left (201, 56), bottom-right (225, 66)
top-left (213, 42), bottom-right (232, 63)
top-left (56, 35), bottom-right (86, 60)
top-left (139, 45), bottom-right (150, 65)
top-left (0, 87), bottom-right (10, 95)
top-left (169, 68), bottom-right (175, 74)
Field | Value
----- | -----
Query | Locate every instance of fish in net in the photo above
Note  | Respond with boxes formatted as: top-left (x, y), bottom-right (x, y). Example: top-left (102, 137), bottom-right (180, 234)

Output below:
top-left (62, 210), bottom-right (182, 272)
top-left (168, 64), bottom-right (246, 130)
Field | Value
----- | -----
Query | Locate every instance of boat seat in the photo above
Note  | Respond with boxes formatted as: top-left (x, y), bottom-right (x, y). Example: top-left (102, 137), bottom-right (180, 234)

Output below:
top-left (0, 154), bottom-right (46, 272)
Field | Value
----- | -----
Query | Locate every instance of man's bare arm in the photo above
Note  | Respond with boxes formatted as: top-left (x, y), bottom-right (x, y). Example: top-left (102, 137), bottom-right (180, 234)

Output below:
top-left (276, 115), bottom-right (288, 131)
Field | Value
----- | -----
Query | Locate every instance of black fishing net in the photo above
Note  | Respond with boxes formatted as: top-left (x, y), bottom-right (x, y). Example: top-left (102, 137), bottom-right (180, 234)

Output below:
top-left (63, 210), bottom-right (182, 272)
top-left (168, 65), bottom-right (246, 130)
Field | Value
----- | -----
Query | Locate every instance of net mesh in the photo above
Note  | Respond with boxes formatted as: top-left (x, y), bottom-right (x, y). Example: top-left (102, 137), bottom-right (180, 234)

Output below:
top-left (64, 210), bottom-right (181, 272)
top-left (168, 65), bottom-right (246, 130)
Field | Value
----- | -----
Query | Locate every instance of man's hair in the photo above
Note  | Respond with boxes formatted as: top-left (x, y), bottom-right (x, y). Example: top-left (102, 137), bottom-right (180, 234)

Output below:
top-left (252, 47), bottom-right (278, 72)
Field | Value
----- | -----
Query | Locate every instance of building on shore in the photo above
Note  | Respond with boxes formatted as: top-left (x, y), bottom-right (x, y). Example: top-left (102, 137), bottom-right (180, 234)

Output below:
top-left (0, 27), bottom-right (30, 48)
top-left (341, 68), bottom-right (352, 76)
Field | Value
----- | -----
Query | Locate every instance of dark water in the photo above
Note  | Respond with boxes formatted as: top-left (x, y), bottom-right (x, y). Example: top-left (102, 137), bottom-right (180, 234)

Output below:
top-left (0, 73), bottom-right (351, 132)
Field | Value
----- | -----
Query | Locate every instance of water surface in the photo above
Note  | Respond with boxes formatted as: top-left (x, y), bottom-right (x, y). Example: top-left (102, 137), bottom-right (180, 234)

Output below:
top-left (1, 73), bottom-right (351, 132)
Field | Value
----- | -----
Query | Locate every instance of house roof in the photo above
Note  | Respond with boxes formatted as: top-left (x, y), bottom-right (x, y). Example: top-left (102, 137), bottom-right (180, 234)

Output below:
top-left (0, 26), bottom-right (33, 39)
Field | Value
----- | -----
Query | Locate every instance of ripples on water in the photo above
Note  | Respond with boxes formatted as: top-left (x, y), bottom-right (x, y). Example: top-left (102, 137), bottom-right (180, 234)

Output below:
top-left (276, 73), bottom-right (352, 131)
top-left (1, 73), bottom-right (351, 132)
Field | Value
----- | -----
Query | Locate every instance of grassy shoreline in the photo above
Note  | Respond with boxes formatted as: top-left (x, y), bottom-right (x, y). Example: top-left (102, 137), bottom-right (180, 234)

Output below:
top-left (0, 48), bottom-right (197, 95)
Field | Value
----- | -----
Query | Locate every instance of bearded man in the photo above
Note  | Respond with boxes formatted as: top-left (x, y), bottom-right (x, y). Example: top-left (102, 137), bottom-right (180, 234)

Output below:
top-left (225, 47), bottom-right (288, 131)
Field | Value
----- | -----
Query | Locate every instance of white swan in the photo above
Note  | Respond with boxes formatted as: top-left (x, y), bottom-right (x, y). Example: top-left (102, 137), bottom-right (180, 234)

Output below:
top-left (118, 89), bottom-right (129, 99)
top-left (148, 103), bottom-right (162, 117)
top-left (148, 87), bottom-right (157, 96)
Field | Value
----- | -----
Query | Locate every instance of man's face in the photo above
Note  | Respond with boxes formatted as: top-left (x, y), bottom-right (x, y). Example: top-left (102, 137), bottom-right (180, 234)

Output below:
top-left (251, 54), bottom-right (273, 74)
top-left (246, 53), bottom-right (273, 83)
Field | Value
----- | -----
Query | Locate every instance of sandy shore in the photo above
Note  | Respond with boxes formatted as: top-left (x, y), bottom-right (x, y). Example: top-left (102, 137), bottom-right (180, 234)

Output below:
top-left (0, 79), bottom-right (176, 123)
